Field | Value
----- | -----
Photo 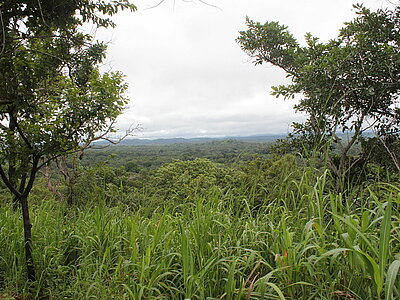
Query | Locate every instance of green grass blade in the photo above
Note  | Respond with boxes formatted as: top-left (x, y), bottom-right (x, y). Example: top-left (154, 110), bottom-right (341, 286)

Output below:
top-left (265, 282), bottom-right (286, 300)
top-left (352, 247), bottom-right (382, 294)
top-left (379, 196), bottom-right (393, 281)
top-left (385, 259), bottom-right (400, 300)
top-left (332, 213), bottom-right (378, 257)
top-left (122, 283), bottom-right (135, 299)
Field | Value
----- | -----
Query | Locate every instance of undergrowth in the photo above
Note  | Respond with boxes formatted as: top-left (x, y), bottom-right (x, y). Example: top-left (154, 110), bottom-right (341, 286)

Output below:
top-left (0, 157), bottom-right (399, 299)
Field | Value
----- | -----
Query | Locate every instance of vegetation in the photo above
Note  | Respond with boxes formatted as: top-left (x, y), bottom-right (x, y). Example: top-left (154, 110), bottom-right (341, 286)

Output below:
top-left (0, 0), bottom-right (135, 282)
top-left (81, 140), bottom-right (273, 170)
top-left (237, 5), bottom-right (400, 186)
top-left (0, 145), bottom-right (399, 299)
top-left (0, 2), bottom-right (399, 300)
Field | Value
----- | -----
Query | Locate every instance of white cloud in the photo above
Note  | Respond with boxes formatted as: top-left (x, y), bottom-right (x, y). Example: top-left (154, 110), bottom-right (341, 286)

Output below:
top-left (96, 0), bottom-right (393, 138)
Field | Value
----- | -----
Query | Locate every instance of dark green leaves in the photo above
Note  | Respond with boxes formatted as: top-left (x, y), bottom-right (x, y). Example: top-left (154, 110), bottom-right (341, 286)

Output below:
top-left (237, 5), bottom-right (400, 176)
top-left (0, 0), bottom-right (135, 203)
top-left (237, 18), bottom-right (300, 75)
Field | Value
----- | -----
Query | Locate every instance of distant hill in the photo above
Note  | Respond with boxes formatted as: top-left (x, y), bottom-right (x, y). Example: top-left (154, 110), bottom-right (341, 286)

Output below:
top-left (103, 134), bottom-right (287, 146)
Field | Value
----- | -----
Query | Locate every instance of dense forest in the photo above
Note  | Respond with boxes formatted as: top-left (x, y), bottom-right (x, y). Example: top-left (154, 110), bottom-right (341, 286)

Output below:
top-left (1, 139), bottom-right (399, 299)
top-left (0, 1), bottom-right (399, 299)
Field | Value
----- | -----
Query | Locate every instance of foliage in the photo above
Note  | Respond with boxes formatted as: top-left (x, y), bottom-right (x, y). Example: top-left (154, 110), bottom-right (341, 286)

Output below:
top-left (1, 138), bottom-right (399, 299)
top-left (240, 154), bottom-right (315, 208)
top-left (0, 0), bottom-right (135, 194)
top-left (53, 146), bottom-right (322, 211)
top-left (81, 139), bottom-right (274, 172)
top-left (66, 163), bottom-right (137, 206)
top-left (149, 158), bottom-right (244, 204)
top-left (0, 0), bottom-right (135, 283)
top-left (0, 160), bottom-right (399, 299)
top-left (237, 5), bottom-right (400, 182)
top-left (1, 2), bottom-right (399, 298)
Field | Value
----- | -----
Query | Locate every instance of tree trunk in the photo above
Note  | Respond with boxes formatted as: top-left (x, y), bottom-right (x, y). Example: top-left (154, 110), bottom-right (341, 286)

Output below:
top-left (57, 156), bottom-right (77, 205)
top-left (8, 110), bottom-right (19, 210)
top-left (337, 154), bottom-right (346, 192)
top-left (19, 195), bottom-right (36, 282)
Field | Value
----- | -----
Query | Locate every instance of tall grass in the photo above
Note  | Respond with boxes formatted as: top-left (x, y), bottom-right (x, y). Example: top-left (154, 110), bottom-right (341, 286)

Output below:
top-left (0, 168), bottom-right (399, 299)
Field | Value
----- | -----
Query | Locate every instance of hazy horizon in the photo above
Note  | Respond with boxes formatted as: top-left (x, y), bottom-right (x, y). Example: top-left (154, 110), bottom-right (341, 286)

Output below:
top-left (95, 0), bottom-right (394, 139)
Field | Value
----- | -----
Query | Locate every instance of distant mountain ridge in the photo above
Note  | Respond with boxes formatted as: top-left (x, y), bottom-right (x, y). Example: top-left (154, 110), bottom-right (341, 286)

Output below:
top-left (102, 134), bottom-right (287, 146)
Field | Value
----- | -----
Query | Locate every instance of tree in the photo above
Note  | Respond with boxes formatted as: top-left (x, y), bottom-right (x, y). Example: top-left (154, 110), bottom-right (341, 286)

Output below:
top-left (0, 0), bottom-right (136, 282)
top-left (237, 5), bottom-right (400, 189)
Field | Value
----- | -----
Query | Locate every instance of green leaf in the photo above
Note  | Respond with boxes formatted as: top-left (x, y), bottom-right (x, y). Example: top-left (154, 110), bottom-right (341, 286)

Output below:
top-left (385, 260), bottom-right (400, 300)
top-left (379, 196), bottom-right (393, 282)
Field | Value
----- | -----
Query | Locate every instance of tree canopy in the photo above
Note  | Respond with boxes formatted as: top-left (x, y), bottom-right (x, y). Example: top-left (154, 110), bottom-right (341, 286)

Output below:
top-left (0, 0), bottom-right (136, 282)
top-left (237, 5), bottom-right (400, 181)
top-left (0, 0), bottom-right (137, 196)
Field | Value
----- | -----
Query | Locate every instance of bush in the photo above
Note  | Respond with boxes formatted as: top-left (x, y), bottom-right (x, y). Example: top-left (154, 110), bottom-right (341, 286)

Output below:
top-left (149, 158), bottom-right (244, 204)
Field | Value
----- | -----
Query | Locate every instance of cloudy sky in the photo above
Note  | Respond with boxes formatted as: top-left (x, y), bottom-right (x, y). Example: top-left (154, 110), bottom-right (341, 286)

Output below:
top-left (95, 0), bottom-right (394, 139)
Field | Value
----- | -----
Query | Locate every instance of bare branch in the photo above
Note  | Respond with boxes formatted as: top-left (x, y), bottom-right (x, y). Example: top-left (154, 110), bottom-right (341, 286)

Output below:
top-left (376, 134), bottom-right (400, 172)
top-left (145, 0), bottom-right (166, 9)
top-left (198, 0), bottom-right (220, 9)
top-left (78, 122), bottom-right (141, 159)
top-left (39, 164), bottom-right (64, 200)
top-left (145, 0), bottom-right (220, 10)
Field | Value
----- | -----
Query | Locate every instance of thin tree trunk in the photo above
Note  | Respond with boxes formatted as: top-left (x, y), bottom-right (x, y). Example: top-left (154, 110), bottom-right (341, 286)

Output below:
top-left (8, 110), bottom-right (19, 209)
top-left (19, 195), bottom-right (36, 281)
top-left (19, 156), bottom-right (40, 282)
top-left (337, 154), bottom-right (346, 192)
top-left (57, 156), bottom-right (77, 205)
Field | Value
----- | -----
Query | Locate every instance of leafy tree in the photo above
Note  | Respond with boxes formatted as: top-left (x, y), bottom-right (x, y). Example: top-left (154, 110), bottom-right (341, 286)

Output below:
top-left (151, 158), bottom-right (244, 204)
top-left (237, 5), bottom-right (400, 188)
top-left (0, 0), bottom-right (136, 282)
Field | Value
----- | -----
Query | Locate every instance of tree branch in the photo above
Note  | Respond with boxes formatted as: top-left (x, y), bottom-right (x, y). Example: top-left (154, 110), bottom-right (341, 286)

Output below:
top-left (15, 121), bottom-right (33, 150)
top-left (77, 122), bottom-right (140, 159)
top-left (0, 164), bottom-right (22, 197)
top-left (22, 155), bottom-right (40, 198)
top-left (377, 134), bottom-right (400, 172)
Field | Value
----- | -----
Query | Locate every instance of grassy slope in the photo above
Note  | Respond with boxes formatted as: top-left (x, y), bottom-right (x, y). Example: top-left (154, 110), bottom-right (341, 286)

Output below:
top-left (0, 167), bottom-right (399, 299)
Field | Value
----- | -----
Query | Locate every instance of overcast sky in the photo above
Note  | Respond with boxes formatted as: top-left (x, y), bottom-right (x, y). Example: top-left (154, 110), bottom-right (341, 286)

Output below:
top-left (95, 0), bottom-right (394, 139)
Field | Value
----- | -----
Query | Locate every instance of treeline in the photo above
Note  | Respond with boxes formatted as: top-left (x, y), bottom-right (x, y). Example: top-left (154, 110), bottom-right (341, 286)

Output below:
top-left (82, 140), bottom-right (272, 171)
top-left (1, 137), bottom-right (397, 213)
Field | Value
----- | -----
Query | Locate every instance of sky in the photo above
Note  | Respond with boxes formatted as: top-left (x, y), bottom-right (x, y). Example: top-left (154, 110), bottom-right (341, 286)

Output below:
top-left (94, 0), bottom-right (394, 139)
